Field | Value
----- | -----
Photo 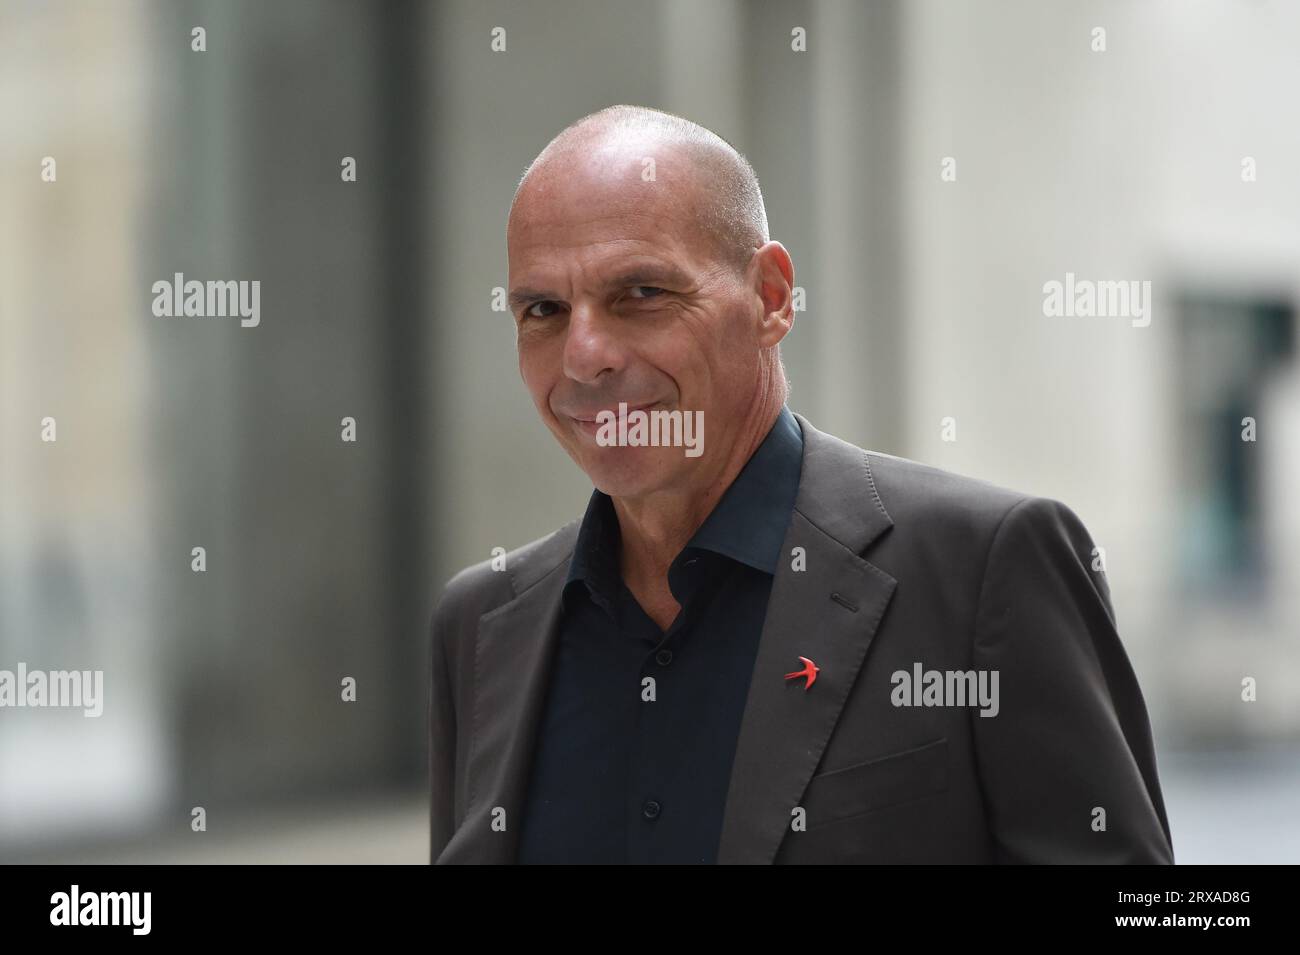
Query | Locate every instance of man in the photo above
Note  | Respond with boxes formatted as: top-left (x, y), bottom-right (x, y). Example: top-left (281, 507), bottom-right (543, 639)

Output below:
top-left (428, 105), bottom-right (1174, 864)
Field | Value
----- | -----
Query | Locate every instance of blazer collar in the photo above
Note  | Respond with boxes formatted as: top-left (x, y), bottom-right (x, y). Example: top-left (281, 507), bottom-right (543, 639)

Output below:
top-left (437, 411), bottom-right (896, 864)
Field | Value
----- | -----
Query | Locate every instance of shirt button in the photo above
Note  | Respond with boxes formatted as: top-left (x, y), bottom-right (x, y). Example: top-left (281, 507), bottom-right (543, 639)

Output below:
top-left (655, 648), bottom-right (673, 666)
top-left (642, 799), bottom-right (662, 820)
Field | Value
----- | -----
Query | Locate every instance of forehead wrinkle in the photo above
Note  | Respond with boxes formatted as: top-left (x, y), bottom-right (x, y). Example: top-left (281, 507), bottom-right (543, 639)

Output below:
top-left (512, 185), bottom-right (692, 233)
top-left (513, 216), bottom-right (717, 293)
top-left (511, 246), bottom-right (696, 302)
top-left (511, 216), bottom-right (700, 278)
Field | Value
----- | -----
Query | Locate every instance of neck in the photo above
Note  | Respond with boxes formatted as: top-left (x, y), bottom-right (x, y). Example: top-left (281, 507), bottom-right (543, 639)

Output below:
top-left (612, 394), bottom-right (784, 589)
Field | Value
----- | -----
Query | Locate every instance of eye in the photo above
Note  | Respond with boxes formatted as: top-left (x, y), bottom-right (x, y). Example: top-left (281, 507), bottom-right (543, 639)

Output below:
top-left (523, 300), bottom-right (563, 319)
top-left (627, 286), bottom-right (666, 300)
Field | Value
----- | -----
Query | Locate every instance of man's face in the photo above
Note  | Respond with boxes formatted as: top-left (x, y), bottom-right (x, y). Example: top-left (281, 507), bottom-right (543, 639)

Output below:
top-left (507, 140), bottom-right (762, 500)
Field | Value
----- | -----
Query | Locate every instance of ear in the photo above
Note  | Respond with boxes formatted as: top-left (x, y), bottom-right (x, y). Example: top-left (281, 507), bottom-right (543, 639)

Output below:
top-left (752, 241), bottom-right (795, 348)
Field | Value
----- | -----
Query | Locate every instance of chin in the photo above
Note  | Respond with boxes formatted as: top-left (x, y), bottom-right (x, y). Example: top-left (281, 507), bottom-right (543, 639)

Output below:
top-left (580, 448), bottom-right (681, 499)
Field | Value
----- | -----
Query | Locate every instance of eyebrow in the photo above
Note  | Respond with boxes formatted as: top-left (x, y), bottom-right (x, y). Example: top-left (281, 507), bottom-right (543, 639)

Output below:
top-left (507, 264), bottom-right (693, 311)
top-left (507, 286), bottom-right (555, 310)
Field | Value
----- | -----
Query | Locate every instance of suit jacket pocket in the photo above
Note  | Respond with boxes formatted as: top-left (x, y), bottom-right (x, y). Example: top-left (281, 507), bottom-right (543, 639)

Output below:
top-left (799, 737), bottom-right (949, 832)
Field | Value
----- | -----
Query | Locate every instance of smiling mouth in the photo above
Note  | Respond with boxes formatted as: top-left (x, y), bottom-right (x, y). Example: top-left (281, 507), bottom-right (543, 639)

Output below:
top-left (570, 401), bottom-right (658, 434)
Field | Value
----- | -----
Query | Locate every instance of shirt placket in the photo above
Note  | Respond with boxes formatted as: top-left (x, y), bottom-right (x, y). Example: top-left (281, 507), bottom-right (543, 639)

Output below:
top-left (625, 552), bottom-right (720, 862)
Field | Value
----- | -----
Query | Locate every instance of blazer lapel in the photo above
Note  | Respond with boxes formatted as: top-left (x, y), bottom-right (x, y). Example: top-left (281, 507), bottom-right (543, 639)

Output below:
top-left (716, 413), bottom-right (897, 864)
top-left (438, 529), bottom-right (574, 864)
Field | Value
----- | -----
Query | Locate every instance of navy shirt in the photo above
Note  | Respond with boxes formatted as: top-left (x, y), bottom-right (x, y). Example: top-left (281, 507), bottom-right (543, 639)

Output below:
top-left (517, 405), bottom-right (804, 863)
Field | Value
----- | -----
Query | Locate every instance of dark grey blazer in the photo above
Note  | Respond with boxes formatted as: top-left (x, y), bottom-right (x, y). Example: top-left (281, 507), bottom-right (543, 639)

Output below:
top-left (428, 412), bottom-right (1174, 864)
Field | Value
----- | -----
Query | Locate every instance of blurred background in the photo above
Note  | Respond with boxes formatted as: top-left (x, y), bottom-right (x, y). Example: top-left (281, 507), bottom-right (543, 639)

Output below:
top-left (2, 0), bottom-right (1297, 863)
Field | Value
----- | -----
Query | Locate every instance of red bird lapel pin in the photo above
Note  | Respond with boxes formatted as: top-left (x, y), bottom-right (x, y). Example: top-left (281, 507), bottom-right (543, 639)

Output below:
top-left (784, 656), bottom-right (820, 691)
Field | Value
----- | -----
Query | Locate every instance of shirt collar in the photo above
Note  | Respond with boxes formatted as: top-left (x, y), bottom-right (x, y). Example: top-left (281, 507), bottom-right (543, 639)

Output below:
top-left (564, 485), bottom-right (622, 610)
top-left (564, 404), bottom-right (804, 605)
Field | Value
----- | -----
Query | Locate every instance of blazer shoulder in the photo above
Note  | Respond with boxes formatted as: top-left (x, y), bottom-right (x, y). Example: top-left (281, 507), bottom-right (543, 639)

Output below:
top-left (793, 413), bottom-right (1063, 558)
top-left (430, 519), bottom-right (581, 635)
top-left (856, 451), bottom-right (1109, 617)
top-left (864, 449), bottom-right (1103, 564)
top-left (862, 448), bottom-right (1046, 538)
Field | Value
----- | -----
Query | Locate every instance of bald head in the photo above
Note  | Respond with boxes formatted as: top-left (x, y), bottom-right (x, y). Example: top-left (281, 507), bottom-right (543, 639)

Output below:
top-left (511, 105), bottom-right (769, 275)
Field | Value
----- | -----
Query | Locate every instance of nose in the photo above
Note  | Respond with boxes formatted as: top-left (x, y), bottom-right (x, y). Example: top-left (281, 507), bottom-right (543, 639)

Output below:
top-left (562, 303), bottom-right (626, 384)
